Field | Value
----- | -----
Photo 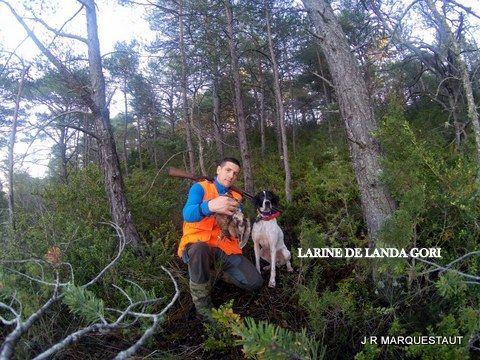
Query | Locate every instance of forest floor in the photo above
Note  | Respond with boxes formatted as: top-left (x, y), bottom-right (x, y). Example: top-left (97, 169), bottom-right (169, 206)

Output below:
top-left (34, 245), bottom-right (307, 359)
top-left (151, 244), bottom-right (308, 359)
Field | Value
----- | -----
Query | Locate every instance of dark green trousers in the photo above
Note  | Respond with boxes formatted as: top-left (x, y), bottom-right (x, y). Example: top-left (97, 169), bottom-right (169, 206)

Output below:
top-left (182, 242), bottom-right (263, 291)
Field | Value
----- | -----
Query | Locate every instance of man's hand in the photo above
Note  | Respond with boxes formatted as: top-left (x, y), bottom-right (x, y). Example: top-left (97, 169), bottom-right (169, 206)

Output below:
top-left (208, 196), bottom-right (239, 216)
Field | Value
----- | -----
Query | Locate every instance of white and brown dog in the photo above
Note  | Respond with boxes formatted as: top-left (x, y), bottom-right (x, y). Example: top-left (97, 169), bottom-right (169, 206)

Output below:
top-left (252, 191), bottom-right (293, 288)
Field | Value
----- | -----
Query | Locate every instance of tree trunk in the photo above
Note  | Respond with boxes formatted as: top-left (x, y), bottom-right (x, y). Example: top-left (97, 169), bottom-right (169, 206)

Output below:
top-left (168, 95), bottom-right (176, 135)
top-left (82, 113), bottom-right (91, 167)
top-left (253, 88), bottom-right (264, 155)
top-left (212, 76), bottom-right (225, 158)
top-left (302, 0), bottom-right (396, 244)
top-left (123, 79), bottom-right (129, 175)
top-left (288, 74), bottom-right (297, 159)
top-left (224, 0), bottom-right (254, 194)
top-left (59, 125), bottom-right (68, 182)
top-left (203, 10), bottom-right (225, 160)
top-left (447, 92), bottom-right (462, 151)
top-left (136, 115), bottom-right (143, 170)
top-left (179, 0), bottom-right (195, 173)
top-left (274, 109), bottom-right (283, 161)
top-left (257, 56), bottom-right (266, 156)
top-left (153, 123), bottom-right (159, 169)
top-left (84, 0), bottom-right (141, 246)
top-left (316, 48), bottom-right (331, 103)
top-left (191, 94), bottom-right (207, 176)
top-left (265, 2), bottom-right (292, 203)
top-left (7, 65), bottom-right (28, 231)
top-left (292, 118), bottom-right (296, 158)
top-left (196, 130), bottom-right (207, 176)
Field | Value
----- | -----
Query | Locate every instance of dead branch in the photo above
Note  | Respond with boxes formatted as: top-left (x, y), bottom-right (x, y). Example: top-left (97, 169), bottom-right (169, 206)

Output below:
top-left (1, 221), bottom-right (178, 359)
top-left (27, 14), bottom-right (88, 44)
top-left (416, 251), bottom-right (480, 283)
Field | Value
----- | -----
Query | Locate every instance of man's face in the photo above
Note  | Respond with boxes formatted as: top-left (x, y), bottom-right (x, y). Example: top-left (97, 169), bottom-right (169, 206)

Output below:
top-left (216, 161), bottom-right (240, 187)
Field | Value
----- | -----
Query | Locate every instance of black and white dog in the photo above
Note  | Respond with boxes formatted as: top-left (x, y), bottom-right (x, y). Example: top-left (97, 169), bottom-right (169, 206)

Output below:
top-left (251, 191), bottom-right (293, 288)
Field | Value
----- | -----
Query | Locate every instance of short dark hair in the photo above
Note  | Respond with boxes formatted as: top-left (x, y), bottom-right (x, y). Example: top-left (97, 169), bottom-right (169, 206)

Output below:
top-left (219, 157), bottom-right (241, 168)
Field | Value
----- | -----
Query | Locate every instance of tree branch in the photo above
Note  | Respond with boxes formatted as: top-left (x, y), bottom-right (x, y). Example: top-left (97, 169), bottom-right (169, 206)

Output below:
top-left (0, 0), bottom-right (96, 111)
top-left (58, 123), bottom-right (99, 140)
top-left (0, 222), bottom-right (129, 358)
top-left (27, 13), bottom-right (88, 44)
top-left (445, 0), bottom-right (480, 20)
top-left (114, 266), bottom-right (180, 360)
top-left (310, 70), bottom-right (335, 88)
top-left (416, 252), bottom-right (480, 282)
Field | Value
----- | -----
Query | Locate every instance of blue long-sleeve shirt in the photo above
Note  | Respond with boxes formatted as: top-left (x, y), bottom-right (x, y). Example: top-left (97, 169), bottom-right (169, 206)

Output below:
top-left (182, 178), bottom-right (231, 222)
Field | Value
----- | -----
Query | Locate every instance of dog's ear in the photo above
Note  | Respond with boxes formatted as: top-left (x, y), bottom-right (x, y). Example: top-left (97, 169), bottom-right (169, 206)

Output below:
top-left (253, 193), bottom-right (262, 208)
top-left (272, 193), bottom-right (280, 207)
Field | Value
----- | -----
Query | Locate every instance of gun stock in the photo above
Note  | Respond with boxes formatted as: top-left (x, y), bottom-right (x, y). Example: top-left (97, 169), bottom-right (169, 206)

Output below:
top-left (167, 167), bottom-right (213, 182)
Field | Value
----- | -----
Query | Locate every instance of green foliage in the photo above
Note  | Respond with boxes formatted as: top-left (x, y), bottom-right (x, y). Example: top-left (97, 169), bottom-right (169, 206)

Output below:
top-left (298, 274), bottom-right (355, 339)
top-left (42, 165), bottom-right (108, 224)
top-left (233, 317), bottom-right (323, 360)
top-left (203, 300), bottom-right (243, 354)
top-left (370, 105), bottom-right (480, 358)
top-left (405, 315), bottom-right (469, 359)
top-left (376, 108), bottom-right (480, 253)
top-left (354, 343), bottom-right (380, 360)
top-left (63, 285), bottom-right (105, 324)
top-left (204, 300), bottom-right (324, 359)
top-left (2, 161), bottom-right (179, 356)
top-left (124, 168), bottom-right (184, 238)
top-left (436, 272), bottom-right (467, 300)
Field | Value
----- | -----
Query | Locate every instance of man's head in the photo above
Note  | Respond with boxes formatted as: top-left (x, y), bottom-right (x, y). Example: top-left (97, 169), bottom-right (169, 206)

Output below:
top-left (216, 157), bottom-right (241, 187)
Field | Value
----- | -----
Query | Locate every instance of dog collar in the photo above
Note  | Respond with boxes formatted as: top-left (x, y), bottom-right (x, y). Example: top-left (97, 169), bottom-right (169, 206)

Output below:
top-left (256, 210), bottom-right (281, 222)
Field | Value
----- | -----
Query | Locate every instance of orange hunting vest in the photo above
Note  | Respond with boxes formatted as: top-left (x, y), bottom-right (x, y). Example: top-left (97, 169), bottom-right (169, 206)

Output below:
top-left (177, 180), bottom-right (243, 258)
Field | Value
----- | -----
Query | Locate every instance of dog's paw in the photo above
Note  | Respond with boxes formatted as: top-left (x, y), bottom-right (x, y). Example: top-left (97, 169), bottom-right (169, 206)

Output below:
top-left (287, 267), bottom-right (294, 273)
top-left (268, 280), bottom-right (276, 288)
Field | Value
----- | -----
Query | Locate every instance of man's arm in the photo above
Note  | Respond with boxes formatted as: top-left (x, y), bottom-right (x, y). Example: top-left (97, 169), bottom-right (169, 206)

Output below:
top-left (182, 183), bottom-right (213, 222)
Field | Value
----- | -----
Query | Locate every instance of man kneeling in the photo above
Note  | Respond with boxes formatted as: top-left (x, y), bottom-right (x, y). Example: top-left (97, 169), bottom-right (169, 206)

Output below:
top-left (178, 157), bottom-right (263, 321)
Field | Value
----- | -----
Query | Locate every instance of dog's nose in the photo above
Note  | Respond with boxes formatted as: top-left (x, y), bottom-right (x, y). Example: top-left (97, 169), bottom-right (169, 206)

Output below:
top-left (265, 200), bottom-right (271, 206)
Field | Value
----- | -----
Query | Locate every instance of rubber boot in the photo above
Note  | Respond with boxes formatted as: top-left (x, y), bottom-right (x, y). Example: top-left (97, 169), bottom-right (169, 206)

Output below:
top-left (189, 280), bottom-right (214, 323)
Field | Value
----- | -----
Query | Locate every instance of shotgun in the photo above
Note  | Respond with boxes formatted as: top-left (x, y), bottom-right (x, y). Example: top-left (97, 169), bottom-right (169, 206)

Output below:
top-left (167, 167), bottom-right (282, 213)
top-left (167, 167), bottom-right (254, 201)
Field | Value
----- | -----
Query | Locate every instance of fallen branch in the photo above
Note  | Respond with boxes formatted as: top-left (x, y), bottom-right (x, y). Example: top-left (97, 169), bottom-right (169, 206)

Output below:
top-left (416, 251), bottom-right (480, 283)
top-left (1, 222), bottom-right (178, 359)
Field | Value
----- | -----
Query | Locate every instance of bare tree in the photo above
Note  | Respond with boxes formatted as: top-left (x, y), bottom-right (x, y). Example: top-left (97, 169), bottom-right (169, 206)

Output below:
top-left (367, 0), bottom-right (476, 153)
top-left (6, 63), bottom-right (28, 231)
top-left (179, 0), bottom-right (196, 173)
top-left (224, 0), bottom-right (254, 194)
top-left (302, 0), bottom-right (396, 244)
top-left (424, 0), bottom-right (480, 181)
top-left (211, 76), bottom-right (225, 158)
top-left (256, 56), bottom-right (267, 156)
top-left (265, 0), bottom-right (292, 203)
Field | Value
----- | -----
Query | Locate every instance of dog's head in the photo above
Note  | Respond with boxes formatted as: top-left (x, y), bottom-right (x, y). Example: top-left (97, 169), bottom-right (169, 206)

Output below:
top-left (253, 190), bottom-right (280, 213)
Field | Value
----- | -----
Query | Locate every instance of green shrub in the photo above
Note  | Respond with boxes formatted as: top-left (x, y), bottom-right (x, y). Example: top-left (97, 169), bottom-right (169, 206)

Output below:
top-left (233, 317), bottom-right (324, 360)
